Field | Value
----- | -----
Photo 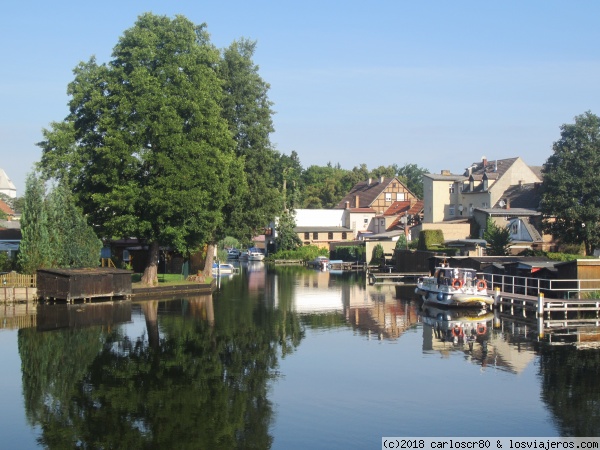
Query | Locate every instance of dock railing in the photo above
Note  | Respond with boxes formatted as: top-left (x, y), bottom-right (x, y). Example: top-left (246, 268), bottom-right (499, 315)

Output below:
top-left (482, 273), bottom-right (600, 299)
top-left (1, 272), bottom-right (36, 288)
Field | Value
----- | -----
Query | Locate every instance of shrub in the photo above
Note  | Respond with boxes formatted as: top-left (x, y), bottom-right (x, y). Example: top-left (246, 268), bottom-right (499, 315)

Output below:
top-left (330, 245), bottom-right (366, 262)
top-left (269, 245), bottom-right (326, 261)
top-left (417, 230), bottom-right (444, 251)
top-left (370, 244), bottom-right (384, 265)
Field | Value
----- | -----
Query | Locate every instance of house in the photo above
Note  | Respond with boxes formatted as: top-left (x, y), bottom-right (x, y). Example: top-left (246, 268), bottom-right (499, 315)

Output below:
top-left (335, 176), bottom-right (421, 239)
top-left (0, 199), bottom-right (16, 222)
top-left (0, 168), bottom-right (17, 199)
top-left (293, 209), bottom-right (353, 249)
top-left (0, 227), bottom-right (21, 259)
top-left (417, 156), bottom-right (542, 243)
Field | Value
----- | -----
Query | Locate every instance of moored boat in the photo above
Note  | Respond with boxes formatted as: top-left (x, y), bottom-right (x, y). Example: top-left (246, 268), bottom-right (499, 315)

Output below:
top-left (247, 248), bottom-right (265, 261)
top-left (415, 261), bottom-right (494, 308)
top-left (212, 263), bottom-right (239, 276)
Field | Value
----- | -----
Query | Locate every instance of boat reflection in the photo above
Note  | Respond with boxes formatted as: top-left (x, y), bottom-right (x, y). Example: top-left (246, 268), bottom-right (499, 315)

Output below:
top-left (420, 305), bottom-right (494, 365)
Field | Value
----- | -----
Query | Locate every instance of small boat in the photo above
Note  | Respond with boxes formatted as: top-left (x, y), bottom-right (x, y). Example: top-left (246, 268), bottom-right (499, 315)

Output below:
top-left (247, 248), bottom-right (265, 261)
top-left (226, 248), bottom-right (241, 259)
top-left (415, 261), bottom-right (494, 308)
top-left (212, 263), bottom-right (239, 275)
top-left (308, 256), bottom-right (330, 270)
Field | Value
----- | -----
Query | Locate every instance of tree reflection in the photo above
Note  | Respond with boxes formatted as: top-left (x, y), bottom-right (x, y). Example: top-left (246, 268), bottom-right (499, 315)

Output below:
top-left (19, 292), bottom-right (304, 449)
top-left (539, 346), bottom-right (600, 436)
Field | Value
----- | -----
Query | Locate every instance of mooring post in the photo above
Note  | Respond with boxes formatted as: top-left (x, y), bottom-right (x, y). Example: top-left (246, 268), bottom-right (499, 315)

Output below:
top-left (537, 292), bottom-right (544, 317)
top-left (494, 287), bottom-right (500, 308)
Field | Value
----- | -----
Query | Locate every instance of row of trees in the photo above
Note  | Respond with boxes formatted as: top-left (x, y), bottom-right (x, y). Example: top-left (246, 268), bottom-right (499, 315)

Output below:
top-left (18, 175), bottom-right (102, 274)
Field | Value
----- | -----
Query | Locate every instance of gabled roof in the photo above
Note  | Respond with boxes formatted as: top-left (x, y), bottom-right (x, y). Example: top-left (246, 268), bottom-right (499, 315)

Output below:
top-left (494, 183), bottom-right (542, 210)
top-left (334, 176), bottom-right (415, 209)
top-left (465, 157), bottom-right (519, 179)
top-left (0, 169), bottom-right (16, 196)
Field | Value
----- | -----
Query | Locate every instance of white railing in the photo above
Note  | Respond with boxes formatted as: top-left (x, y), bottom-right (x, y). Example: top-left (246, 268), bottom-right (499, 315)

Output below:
top-left (481, 273), bottom-right (600, 298)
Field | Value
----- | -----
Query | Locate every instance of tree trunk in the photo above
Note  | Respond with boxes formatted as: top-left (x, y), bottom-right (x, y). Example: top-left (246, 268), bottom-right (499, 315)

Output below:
top-left (203, 242), bottom-right (216, 278)
top-left (141, 241), bottom-right (160, 286)
top-left (142, 300), bottom-right (160, 349)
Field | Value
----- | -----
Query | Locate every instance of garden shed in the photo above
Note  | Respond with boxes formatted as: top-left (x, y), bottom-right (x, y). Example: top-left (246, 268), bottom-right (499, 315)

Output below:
top-left (37, 268), bottom-right (132, 302)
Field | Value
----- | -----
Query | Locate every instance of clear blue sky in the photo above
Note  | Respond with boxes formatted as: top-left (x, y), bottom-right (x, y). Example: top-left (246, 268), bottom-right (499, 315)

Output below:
top-left (2, 1), bottom-right (600, 195)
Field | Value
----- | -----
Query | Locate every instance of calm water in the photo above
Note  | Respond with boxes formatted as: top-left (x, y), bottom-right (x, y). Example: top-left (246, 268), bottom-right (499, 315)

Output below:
top-left (1, 263), bottom-right (599, 449)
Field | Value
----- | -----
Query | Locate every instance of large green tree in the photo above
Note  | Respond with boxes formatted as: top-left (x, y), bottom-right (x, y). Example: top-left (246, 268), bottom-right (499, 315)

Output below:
top-left (396, 163), bottom-right (428, 199)
top-left (38, 14), bottom-right (237, 285)
top-left (217, 39), bottom-right (281, 239)
top-left (540, 111), bottom-right (600, 255)
top-left (17, 173), bottom-right (52, 274)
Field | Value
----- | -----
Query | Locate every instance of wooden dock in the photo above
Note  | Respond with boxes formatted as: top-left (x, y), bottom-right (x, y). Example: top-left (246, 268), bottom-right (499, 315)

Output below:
top-left (368, 272), bottom-right (427, 285)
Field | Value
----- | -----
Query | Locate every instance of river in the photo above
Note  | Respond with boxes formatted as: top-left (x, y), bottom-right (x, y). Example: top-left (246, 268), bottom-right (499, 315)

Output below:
top-left (0, 263), bottom-right (598, 449)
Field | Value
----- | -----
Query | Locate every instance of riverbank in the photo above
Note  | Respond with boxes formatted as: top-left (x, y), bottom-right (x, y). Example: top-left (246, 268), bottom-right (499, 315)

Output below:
top-left (1, 281), bottom-right (215, 303)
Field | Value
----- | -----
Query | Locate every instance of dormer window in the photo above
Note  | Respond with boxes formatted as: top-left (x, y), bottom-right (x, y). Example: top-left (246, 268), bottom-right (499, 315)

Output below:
top-left (469, 175), bottom-right (474, 191)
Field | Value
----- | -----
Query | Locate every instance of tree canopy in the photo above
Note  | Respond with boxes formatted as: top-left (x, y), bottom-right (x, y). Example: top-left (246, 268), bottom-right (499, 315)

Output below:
top-left (540, 111), bottom-right (600, 256)
top-left (483, 217), bottom-right (511, 256)
top-left (38, 13), bottom-right (237, 284)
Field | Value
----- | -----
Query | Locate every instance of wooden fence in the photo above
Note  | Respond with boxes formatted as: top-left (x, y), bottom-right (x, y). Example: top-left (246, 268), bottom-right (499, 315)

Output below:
top-left (0, 272), bottom-right (36, 288)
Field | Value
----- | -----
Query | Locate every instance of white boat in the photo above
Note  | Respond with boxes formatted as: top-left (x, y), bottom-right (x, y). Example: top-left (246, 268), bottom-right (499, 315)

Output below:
top-left (212, 263), bottom-right (239, 276)
top-left (415, 262), bottom-right (494, 308)
top-left (247, 248), bottom-right (265, 261)
top-left (308, 256), bottom-right (330, 270)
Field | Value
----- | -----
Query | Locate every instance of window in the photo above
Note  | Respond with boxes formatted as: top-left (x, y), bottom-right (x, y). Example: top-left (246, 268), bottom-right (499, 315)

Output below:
top-left (396, 192), bottom-right (405, 201)
top-left (313, 232), bottom-right (318, 239)
top-left (364, 218), bottom-right (368, 224)
top-left (328, 232), bottom-right (333, 240)
top-left (380, 219), bottom-right (385, 226)
top-left (482, 202), bottom-right (488, 208)
top-left (304, 232), bottom-right (310, 240)
top-left (449, 206), bottom-right (455, 216)
top-left (385, 193), bottom-right (392, 202)
top-left (449, 184), bottom-right (455, 193)
top-left (342, 232), bottom-right (347, 239)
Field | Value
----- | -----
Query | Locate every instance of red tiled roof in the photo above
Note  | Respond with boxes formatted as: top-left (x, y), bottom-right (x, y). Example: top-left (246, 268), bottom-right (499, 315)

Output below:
top-left (384, 201), bottom-right (411, 216)
top-left (0, 199), bottom-right (14, 216)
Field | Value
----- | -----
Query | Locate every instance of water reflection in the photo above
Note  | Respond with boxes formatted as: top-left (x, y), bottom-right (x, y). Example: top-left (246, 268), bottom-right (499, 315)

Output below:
top-left (7, 267), bottom-right (600, 446)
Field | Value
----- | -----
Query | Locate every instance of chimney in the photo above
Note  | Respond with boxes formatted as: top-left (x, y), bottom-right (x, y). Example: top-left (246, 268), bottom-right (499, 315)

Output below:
top-left (518, 180), bottom-right (523, 188)
top-left (482, 156), bottom-right (487, 170)
top-left (355, 195), bottom-right (360, 208)
top-left (367, 178), bottom-right (372, 186)
top-left (506, 198), bottom-right (511, 209)
top-left (441, 169), bottom-right (451, 176)
top-left (380, 176), bottom-right (384, 184)
top-left (345, 201), bottom-right (349, 209)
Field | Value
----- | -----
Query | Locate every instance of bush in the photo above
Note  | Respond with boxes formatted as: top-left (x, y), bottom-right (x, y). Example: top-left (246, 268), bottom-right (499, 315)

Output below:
top-left (0, 252), bottom-right (15, 272)
top-left (370, 244), bottom-right (384, 265)
top-left (417, 230), bottom-right (444, 251)
top-left (269, 245), bottom-right (327, 262)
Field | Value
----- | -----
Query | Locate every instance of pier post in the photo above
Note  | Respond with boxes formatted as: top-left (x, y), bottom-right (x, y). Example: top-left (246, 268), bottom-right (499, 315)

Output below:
top-left (494, 287), bottom-right (500, 308)
top-left (537, 292), bottom-right (544, 317)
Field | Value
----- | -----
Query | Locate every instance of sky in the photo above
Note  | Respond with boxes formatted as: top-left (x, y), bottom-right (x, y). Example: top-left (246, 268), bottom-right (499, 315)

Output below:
top-left (2, 1), bottom-right (600, 195)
